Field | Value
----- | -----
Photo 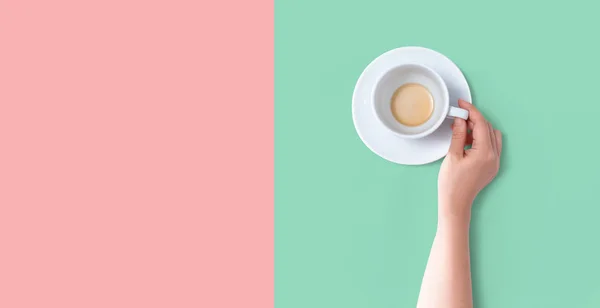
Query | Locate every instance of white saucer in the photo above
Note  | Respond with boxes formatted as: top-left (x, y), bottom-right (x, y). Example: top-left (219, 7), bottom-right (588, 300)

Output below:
top-left (352, 46), bottom-right (472, 165)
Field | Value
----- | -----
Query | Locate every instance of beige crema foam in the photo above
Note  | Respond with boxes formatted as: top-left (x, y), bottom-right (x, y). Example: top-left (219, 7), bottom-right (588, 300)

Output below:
top-left (390, 83), bottom-right (434, 127)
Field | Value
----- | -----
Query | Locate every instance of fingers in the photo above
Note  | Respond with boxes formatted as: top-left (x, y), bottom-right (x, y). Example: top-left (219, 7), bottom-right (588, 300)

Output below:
top-left (459, 99), bottom-right (486, 123)
top-left (458, 99), bottom-right (492, 149)
top-left (449, 118), bottom-right (467, 157)
top-left (465, 133), bottom-right (473, 146)
top-left (489, 122), bottom-right (503, 159)
top-left (453, 121), bottom-right (473, 145)
top-left (488, 122), bottom-right (498, 154)
top-left (458, 99), bottom-right (503, 158)
top-left (495, 130), bottom-right (503, 156)
top-left (467, 120), bottom-right (474, 131)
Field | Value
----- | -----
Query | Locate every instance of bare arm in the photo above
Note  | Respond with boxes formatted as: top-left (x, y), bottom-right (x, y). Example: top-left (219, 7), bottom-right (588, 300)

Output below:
top-left (417, 212), bottom-right (472, 308)
top-left (417, 100), bottom-right (503, 308)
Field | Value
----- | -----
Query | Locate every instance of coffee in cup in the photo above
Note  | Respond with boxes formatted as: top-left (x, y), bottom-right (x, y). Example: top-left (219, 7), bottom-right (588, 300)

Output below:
top-left (390, 83), bottom-right (434, 127)
top-left (372, 63), bottom-right (469, 139)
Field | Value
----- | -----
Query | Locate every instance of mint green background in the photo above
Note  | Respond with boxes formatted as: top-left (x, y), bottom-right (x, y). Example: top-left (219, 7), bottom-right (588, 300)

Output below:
top-left (275, 1), bottom-right (600, 307)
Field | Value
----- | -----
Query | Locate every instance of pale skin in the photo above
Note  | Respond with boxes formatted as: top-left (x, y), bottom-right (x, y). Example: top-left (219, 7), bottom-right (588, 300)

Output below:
top-left (416, 100), bottom-right (503, 308)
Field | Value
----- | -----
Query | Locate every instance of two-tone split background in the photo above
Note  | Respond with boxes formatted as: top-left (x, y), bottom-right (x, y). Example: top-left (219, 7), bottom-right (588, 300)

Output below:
top-left (3, 0), bottom-right (600, 307)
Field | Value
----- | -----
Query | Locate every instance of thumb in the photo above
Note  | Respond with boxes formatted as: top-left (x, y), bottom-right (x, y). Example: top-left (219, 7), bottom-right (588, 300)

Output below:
top-left (449, 118), bottom-right (467, 157)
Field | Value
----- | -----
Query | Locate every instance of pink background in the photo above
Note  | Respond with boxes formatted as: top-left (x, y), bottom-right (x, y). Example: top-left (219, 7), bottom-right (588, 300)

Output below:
top-left (0, 1), bottom-right (272, 307)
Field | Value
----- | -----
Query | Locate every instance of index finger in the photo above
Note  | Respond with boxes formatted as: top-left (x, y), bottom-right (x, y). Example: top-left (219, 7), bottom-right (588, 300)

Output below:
top-left (459, 99), bottom-right (486, 124)
top-left (458, 99), bottom-right (492, 146)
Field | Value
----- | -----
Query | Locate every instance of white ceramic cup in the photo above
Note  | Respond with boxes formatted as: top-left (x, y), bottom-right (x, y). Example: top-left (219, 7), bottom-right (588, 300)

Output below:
top-left (372, 63), bottom-right (469, 139)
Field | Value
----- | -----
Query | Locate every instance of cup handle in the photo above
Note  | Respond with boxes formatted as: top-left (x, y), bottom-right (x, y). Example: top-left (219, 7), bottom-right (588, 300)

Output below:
top-left (447, 106), bottom-right (469, 120)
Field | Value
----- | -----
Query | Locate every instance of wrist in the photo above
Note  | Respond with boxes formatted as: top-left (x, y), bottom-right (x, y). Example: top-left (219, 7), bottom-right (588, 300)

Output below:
top-left (438, 199), bottom-right (473, 228)
top-left (438, 212), bottom-right (471, 231)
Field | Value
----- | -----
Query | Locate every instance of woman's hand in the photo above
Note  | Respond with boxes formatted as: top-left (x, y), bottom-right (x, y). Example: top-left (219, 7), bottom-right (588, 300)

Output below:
top-left (418, 100), bottom-right (500, 308)
top-left (438, 100), bottom-right (503, 221)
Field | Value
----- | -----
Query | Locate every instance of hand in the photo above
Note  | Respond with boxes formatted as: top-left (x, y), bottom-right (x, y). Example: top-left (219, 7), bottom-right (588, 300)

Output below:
top-left (438, 100), bottom-right (502, 220)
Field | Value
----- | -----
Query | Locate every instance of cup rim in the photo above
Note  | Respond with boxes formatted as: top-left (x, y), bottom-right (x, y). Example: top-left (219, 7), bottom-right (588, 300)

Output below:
top-left (371, 63), bottom-right (450, 139)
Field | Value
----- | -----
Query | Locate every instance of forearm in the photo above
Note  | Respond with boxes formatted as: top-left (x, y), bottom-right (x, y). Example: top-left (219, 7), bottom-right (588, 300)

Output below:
top-left (417, 203), bottom-right (472, 308)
